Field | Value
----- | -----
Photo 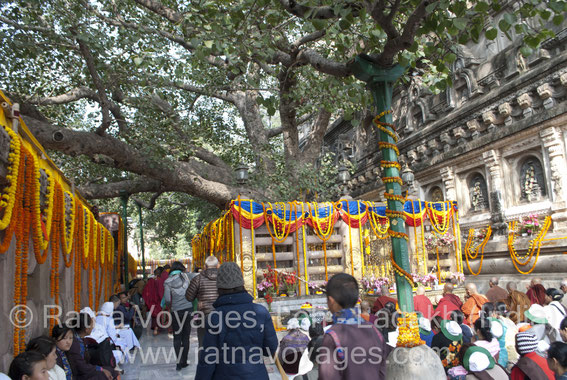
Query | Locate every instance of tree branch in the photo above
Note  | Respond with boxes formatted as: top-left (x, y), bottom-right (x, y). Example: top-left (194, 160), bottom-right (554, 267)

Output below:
top-left (132, 191), bottom-right (164, 210)
top-left (79, 178), bottom-right (162, 199)
top-left (71, 29), bottom-right (113, 135)
top-left (27, 86), bottom-right (98, 105)
top-left (266, 126), bottom-right (284, 138)
top-left (296, 49), bottom-right (351, 76)
top-left (292, 30), bottom-right (326, 49)
top-left (300, 107), bottom-right (331, 165)
top-left (132, 0), bottom-right (183, 24)
top-left (375, 0), bottom-right (435, 66)
top-left (278, 0), bottom-right (341, 19)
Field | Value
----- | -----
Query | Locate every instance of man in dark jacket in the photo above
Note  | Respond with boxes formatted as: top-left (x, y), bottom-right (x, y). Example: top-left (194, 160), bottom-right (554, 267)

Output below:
top-left (195, 262), bottom-right (278, 380)
top-left (186, 255), bottom-right (220, 347)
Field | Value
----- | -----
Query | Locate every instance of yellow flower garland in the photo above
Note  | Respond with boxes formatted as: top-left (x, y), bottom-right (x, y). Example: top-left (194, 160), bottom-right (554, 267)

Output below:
top-left (464, 226), bottom-right (492, 276)
top-left (397, 312), bottom-right (424, 347)
top-left (380, 160), bottom-right (401, 171)
top-left (0, 124), bottom-right (21, 230)
top-left (378, 141), bottom-right (400, 156)
top-left (508, 216), bottom-right (551, 274)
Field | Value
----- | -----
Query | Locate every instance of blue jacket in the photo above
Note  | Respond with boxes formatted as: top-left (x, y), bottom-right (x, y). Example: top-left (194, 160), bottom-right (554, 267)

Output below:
top-left (195, 291), bottom-right (278, 380)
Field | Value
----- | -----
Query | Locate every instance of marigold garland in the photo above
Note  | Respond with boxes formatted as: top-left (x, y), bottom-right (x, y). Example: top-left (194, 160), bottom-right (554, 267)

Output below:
top-left (384, 193), bottom-right (406, 203)
top-left (30, 152), bottom-right (50, 263)
top-left (382, 176), bottom-right (404, 186)
top-left (390, 249), bottom-right (416, 287)
top-left (0, 123), bottom-right (21, 230)
top-left (464, 226), bottom-right (492, 276)
top-left (508, 216), bottom-right (551, 274)
top-left (385, 210), bottom-right (405, 219)
top-left (380, 160), bottom-right (402, 171)
top-left (378, 141), bottom-right (400, 156)
top-left (373, 110), bottom-right (399, 143)
top-left (397, 312), bottom-right (424, 347)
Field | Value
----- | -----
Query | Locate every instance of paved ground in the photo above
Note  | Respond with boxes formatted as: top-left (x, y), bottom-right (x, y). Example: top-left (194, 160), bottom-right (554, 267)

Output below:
top-left (121, 328), bottom-right (283, 380)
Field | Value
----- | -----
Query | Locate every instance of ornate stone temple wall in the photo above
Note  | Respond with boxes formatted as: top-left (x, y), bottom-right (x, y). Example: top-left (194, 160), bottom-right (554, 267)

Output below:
top-left (321, 12), bottom-right (567, 291)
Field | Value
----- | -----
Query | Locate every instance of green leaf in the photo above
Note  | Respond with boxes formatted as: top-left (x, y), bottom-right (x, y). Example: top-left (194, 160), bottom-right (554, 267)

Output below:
top-left (133, 57), bottom-right (143, 66)
top-left (498, 19), bottom-right (511, 32)
top-left (452, 17), bottom-right (468, 31)
top-left (540, 9), bottom-right (552, 20)
top-left (485, 28), bottom-right (498, 40)
top-left (339, 19), bottom-right (351, 30)
top-left (520, 46), bottom-right (533, 56)
top-left (503, 12), bottom-right (517, 25)
top-left (311, 19), bottom-right (326, 30)
top-left (425, 2), bottom-right (438, 13)
top-left (445, 53), bottom-right (457, 64)
top-left (553, 14), bottom-right (564, 25)
top-left (474, 2), bottom-right (490, 12)
top-left (204, 40), bottom-right (214, 48)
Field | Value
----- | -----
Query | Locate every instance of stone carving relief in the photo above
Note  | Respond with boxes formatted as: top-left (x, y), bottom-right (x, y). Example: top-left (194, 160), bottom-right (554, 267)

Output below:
top-left (520, 158), bottom-right (546, 202)
top-left (469, 174), bottom-right (489, 212)
top-left (430, 186), bottom-right (444, 202)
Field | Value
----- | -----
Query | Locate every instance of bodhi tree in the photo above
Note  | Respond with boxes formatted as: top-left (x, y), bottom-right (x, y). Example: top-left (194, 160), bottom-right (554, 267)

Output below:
top-left (0, 1), bottom-right (562, 256)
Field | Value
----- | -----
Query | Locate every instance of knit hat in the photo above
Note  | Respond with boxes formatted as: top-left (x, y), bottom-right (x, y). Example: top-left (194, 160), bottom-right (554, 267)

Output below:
top-left (516, 332), bottom-right (538, 355)
top-left (463, 346), bottom-right (495, 372)
top-left (488, 318), bottom-right (504, 338)
top-left (441, 320), bottom-right (463, 342)
top-left (217, 262), bottom-right (245, 289)
top-left (524, 304), bottom-right (548, 324)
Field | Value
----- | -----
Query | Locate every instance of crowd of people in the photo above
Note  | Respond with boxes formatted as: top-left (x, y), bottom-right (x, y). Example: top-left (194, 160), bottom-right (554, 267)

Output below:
top-left (6, 265), bottom-right (567, 380)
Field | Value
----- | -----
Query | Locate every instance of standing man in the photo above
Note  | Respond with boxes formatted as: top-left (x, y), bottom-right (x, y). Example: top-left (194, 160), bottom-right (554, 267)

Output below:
top-left (486, 277), bottom-right (508, 303)
top-left (186, 256), bottom-right (219, 347)
top-left (195, 262), bottom-right (278, 380)
top-left (559, 279), bottom-right (567, 310)
top-left (319, 273), bottom-right (389, 380)
top-left (163, 261), bottom-right (196, 371)
top-left (462, 283), bottom-right (488, 325)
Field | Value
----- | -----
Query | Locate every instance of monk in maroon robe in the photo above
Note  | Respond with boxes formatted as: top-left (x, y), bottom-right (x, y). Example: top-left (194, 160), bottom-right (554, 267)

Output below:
top-left (414, 286), bottom-right (434, 320)
top-left (433, 283), bottom-right (463, 320)
top-left (371, 285), bottom-right (397, 313)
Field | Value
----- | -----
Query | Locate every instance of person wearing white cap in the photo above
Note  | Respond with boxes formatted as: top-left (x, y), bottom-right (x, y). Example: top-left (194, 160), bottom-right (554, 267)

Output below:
top-left (418, 316), bottom-right (434, 347)
top-left (460, 344), bottom-right (508, 379)
top-left (81, 307), bottom-right (124, 369)
top-left (432, 320), bottom-right (463, 371)
top-left (511, 332), bottom-right (555, 379)
top-left (525, 303), bottom-right (562, 357)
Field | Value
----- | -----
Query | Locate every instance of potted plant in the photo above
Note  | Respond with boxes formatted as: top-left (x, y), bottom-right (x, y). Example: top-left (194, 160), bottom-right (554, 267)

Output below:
top-left (282, 271), bottom-right (298, 297)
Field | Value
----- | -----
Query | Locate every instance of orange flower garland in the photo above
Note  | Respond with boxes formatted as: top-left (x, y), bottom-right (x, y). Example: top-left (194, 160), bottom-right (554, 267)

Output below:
top-left (397, 312), bottom-right (424, 347)
top-left (61, 190), bottom-right (76, 264)
top-left (49, 181), bottom-right (63, 333)
top-left (30, 152), bottom-right (50, 264)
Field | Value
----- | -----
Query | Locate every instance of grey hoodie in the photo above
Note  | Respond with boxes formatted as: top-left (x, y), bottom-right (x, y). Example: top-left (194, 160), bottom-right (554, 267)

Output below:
top-left (163, 272), bottom-right (196, 311)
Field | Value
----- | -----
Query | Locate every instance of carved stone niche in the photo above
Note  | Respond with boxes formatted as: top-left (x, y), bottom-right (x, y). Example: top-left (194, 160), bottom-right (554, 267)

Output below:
top-left (453, 126), bottom-right (468, 145)
top-left (520, 157), bottom-right (546, 202)
top-left (468, 174), bottom-right (489, 212)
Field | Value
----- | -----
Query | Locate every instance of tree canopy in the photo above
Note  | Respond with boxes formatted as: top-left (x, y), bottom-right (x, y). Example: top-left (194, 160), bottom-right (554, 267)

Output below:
top-left (1, 0), bottom-right (562, 254)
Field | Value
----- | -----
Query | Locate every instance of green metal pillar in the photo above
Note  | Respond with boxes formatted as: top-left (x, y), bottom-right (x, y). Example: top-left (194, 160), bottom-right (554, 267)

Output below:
top-left (349, 57), bottom-right (414, 313)
top-left (120, 190), bottom-right (129, 290)
top-left (137, 203), bottom-right (147, 280)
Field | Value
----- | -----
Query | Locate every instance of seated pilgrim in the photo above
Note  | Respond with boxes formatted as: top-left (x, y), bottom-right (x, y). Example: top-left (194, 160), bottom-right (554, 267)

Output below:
top-left (81, 307), bottom-right (123, 368)
top-left (96, 302), bottom-right (140, 355)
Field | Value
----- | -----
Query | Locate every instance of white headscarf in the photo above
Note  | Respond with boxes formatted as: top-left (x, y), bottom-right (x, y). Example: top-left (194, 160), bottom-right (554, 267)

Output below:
top-left (100, 302), bottom-right (114, 316)
top-left (300, 318), bottom-right (311, 332)
top-left (81, 307), bottom-right (96, 320)
top-left (287, 318), bottom-right (300, 330)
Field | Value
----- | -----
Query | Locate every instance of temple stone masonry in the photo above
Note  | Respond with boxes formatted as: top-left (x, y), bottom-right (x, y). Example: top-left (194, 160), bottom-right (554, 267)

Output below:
top-left (321, 16), bottom-right (567, 291)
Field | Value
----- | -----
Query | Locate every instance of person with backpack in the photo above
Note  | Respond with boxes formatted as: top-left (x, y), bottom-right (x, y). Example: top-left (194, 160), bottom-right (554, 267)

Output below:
top-left (319, 273), bottom-right (389, 380)
top-left (163, 260), bottom-right (197, 371)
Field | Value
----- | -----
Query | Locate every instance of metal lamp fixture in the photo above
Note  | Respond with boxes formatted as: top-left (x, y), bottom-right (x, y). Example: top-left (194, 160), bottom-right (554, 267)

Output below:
top-left (235, 162), bottom-right (249, 184)
top-left (338, 165), bottom-right (351, 184)
top-left (401, 163), bottom-right (415, 188)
